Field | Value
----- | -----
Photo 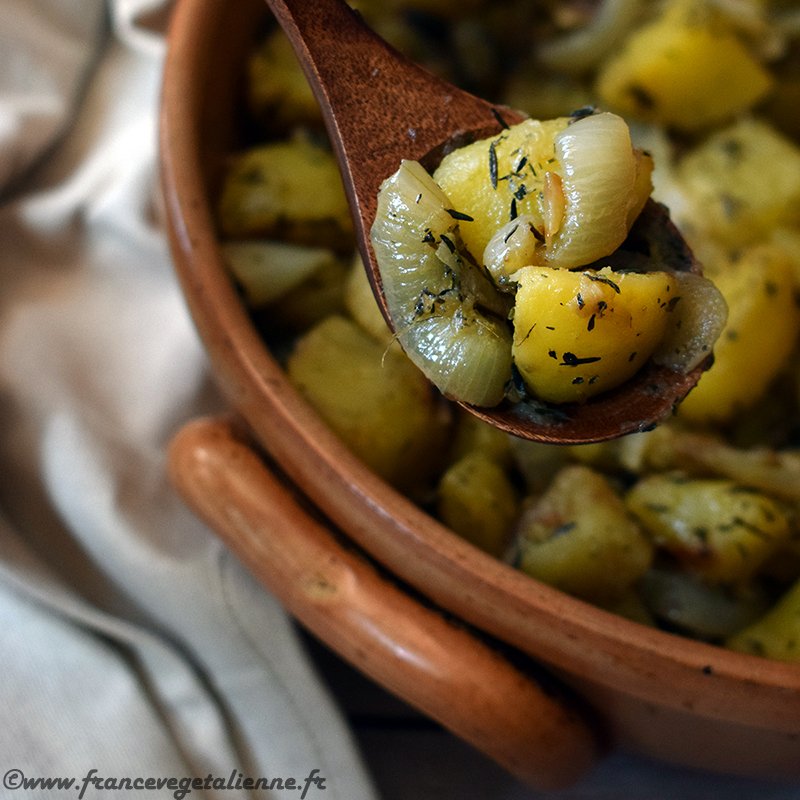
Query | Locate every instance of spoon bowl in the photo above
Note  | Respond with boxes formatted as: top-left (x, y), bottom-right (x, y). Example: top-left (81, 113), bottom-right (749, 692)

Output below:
top-left (266, 0), bottom-right (710, 443)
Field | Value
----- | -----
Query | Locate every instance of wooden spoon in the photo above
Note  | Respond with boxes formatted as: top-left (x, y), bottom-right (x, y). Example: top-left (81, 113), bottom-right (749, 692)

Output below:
top-left (265, 0), bottom-right (709, 444)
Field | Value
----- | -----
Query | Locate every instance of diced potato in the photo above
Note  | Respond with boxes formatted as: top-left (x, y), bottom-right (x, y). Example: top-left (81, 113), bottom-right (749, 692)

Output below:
top-left (217, 139), bottom-right (353, 250)
top-left (221, 240), bottom-right (338, 307)
top-left (437, 452), bottom-right (519, 557)
top-left (343, 255), bottom-right (395, 346)
top-left (596, 2), bottom-right (773, 132)
top-left (247, 28), bottom-right (322, 130)
top-left (676, 119), bottom-right (800, 249)
top-left (679, 243), bottom-right (800, 425)
top-left (511, 266), bottom-right (679, 403)
top-left (286, 316), bottom-right (449, 492)
top-left (432, 117), bottom-right (570, 265)
top-left (515, 465), bottom-right (653, 602)
top-left (626, 474), bottom-right (791, 585)
top-left (727, 579), bottom-right (800, 661)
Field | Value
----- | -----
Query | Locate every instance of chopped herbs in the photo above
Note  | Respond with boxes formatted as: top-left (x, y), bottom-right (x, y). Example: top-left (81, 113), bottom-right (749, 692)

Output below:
top-left (491, 107), bottom-right (510, 130)
top-left (489, 140), bottom-right (499, 190)
top-left (587, 274), bottom-right (621, 293)
top-left (560, 352), bottom-right (602, 367)
top-left (446, 208), bottom-right (475, 222)
top-left (439, 233), bottom-right (456, 253)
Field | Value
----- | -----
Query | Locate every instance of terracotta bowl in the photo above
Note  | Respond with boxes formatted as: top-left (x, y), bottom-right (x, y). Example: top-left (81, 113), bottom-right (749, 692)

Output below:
top-left (160, 0), bottom-right (800, 788)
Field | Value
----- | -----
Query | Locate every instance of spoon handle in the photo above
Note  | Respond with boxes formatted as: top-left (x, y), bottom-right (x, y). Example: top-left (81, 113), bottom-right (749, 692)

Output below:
top-left (264, 0), bottom-right (517, 241)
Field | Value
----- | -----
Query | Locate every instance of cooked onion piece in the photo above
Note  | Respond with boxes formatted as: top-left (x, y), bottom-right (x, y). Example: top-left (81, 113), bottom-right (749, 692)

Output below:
top-left (370, 159), bottom-right (513, 407)
top-left (536, 0), bottom-right (645, 75)
top-left (547, 112), bottom-right (653, 267)
top-left (482, 215), bottom-right (542, 289)
top-left (653, 271), bottom-right (729, 373)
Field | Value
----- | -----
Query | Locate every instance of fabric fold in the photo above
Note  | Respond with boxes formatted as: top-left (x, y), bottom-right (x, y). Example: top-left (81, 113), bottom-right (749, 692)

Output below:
top-left (0, 2), bottom-right (377, 798)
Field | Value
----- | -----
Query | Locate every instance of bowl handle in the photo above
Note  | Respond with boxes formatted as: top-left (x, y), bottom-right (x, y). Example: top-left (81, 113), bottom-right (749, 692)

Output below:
top-left (168, 416), bottom-right (599, 790)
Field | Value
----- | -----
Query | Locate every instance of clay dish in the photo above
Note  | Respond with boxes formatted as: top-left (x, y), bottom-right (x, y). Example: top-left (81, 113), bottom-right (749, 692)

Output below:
top-left (160, 0), bottom-right (800, 784)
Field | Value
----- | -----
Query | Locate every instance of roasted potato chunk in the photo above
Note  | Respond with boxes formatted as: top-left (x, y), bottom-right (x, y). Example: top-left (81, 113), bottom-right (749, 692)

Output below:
top-left (727, 580), bottom-right (800, 661)
top-left (286, 316), bottom-right (449, 492)
top-left (515, 465), bottom-right (653, 602)
top-left (217, 139), bottom-right (353, 250)
top-left (678, 243), bottom-right (800, 425)
top-left (596, 2), bottom-right (772, 132)
top-left (626, 474), bottom-right (791, 585)
top-left (437, 452), bottom-right (519, 557)
top-left (676, 119), bottom-right (800, 250)
top-left (512, 266), bottom-right (679, 403)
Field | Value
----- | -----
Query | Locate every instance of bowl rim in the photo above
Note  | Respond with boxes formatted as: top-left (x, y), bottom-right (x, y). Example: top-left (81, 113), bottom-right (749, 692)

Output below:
top-left (159, 0), bottom-right (800, 732)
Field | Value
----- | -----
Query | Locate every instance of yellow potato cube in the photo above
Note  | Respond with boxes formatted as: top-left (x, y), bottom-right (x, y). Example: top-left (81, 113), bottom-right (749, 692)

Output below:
top-left (676, 119), bottom-right (800, 250)
top-left (727, 580), bottom-right (800, 661)
top-left (343, 255), bottom-right (395, 346)
top-left (626, 474), bottom-right (790, 585)
top-left (679, 244), bottom-right (800, 425)
top-left (516, 465), bottom-right (653, 603)
top-left (217, 139), bottom-right (353, 250)
top-left (432, 117), bottom-right (570, 264)
top-left (448, 411), bottom-right (514, 467)
top-left (596, 6), bottom-right (772, 132)
top-left (512, 266), bottom-right (679, 403)
top-left (286, 316), bottom-right (449, 492)
top-left (437, 452), bottom-right (519, 557)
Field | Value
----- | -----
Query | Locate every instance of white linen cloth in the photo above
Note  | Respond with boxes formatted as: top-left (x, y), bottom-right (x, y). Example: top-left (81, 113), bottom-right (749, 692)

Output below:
top-left (0, 2), bottom-right (375, 798)
top-left (0, 2), bottom-right (799, 799)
